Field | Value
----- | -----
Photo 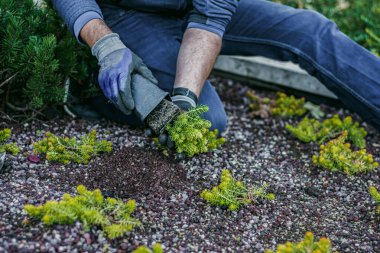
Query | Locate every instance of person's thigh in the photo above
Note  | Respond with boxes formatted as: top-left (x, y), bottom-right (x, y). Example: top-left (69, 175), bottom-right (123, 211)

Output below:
top-left (221, 0), bottom-right (380, 130)
top-left (94, 7), bottom-right (228, 132)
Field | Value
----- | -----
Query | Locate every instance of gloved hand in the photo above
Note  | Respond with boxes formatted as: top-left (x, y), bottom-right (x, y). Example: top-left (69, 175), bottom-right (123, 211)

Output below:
top-left (92, 33), bottom-right (158, 115)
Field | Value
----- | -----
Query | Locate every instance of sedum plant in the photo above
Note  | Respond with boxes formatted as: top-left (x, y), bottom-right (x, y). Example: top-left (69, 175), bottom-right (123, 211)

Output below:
top-left (33, 129), bottom-right (112, 164)
top-left (265, 232), bottom-right (335, 253)
top-left (0, 128), bottom-right (19, 155)
top-left (24, 185), bottom-right (140, 239)
top-left (312, 131), bottom-right (378, 175)
top-left (166, 105), bottom-right (225, 157)
top-left (133, 244), bottom-right (164, 253)
top-left (200, 169), bottom-right (275, 211)
top-left (286, 115), bottom-right (367, 148)
top-left (369, 186), bottom-right (380, 215)
top-left (271, 92), bottom-right (306, 117)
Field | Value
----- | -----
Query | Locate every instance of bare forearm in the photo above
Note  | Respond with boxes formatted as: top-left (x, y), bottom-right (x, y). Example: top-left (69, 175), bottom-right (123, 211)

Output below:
top-left (174, 28), bottom-right (222, 97)
top-left (80, 19), bottom-right (112, 47)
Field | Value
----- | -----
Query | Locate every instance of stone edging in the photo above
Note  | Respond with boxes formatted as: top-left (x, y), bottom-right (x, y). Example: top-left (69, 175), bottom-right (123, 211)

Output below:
top-left (214, 56), bottom-right (337, 99)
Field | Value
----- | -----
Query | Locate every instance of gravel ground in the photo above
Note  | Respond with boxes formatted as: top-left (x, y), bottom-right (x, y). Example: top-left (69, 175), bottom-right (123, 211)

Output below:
top-left (0, 77), bottom-right (379, 253)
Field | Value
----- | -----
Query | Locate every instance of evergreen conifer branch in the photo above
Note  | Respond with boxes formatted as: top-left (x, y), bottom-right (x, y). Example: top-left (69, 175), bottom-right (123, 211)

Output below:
top-left (24, 185), bottom-right (140, 239)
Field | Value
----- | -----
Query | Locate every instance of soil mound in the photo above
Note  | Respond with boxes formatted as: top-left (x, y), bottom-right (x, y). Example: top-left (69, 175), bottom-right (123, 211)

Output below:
top-left (74, 147), bottom-right (188, 199)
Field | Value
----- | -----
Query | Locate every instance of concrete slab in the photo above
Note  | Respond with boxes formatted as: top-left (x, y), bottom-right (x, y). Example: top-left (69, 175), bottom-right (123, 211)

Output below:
top-left (214, 56), bottom-right (337, 99)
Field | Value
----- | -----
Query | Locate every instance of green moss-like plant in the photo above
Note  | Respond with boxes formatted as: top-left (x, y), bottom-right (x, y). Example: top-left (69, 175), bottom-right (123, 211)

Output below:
top-left (200, 169), bottom-right (275, 211)
top-left (166, 105), bottom-right (226, 157)
top-left (265, 232), bottom-right (335, 253)
top-left (271, 92), bottom-right (306, 117)
top-left (286, 115), bottom-right (367, 148)
top-left (0, 128), bottom-right (19, 155)
top-left (312, 131), bottom-right (378, 175)
top-left (133, 244), bottom-right (164, 253)
top-left (24, 185), bottom-right (140, 239)
top-left (369, 186), bottom-right (380, 215)
top-left (33, 129), bottom-right (112, 164)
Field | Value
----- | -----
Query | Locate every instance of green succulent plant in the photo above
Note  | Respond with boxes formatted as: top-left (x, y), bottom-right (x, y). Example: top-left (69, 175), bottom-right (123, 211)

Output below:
top-left (312, 131), bottom-right (378, 175)
top-left (166, 105), bottom-right (226, 157)
top-left (133, 244), bottom-right (164, 253)
top-left (33, 129), bottom-right (112, 164)
top-left (369, 186), bottom-right (380, 215)
top-left (200, 169), bottom-right (275, 211)
top-left (265, 232), bottom-right (336, 253)
top-left (0, 128), bottom-right (19, 155)
top-left (271, 92), bottom-right (306, 117)
top-left (24, 185), bottom-right (140, 239)
top-left (286, 115), bottom-right (367, 148)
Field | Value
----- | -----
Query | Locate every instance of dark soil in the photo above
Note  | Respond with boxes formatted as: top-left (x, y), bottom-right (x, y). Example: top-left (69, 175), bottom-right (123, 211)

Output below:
top-left (69, 147), bottom-right (188, 199)
top-left (0, 76), bottom-right (379, 253)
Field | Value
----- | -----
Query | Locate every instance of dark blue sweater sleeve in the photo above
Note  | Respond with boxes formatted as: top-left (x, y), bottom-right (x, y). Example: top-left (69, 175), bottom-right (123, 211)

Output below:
top-left (188, 0), bottom-right (239, 38)
top-left (52, 0), bottom-right (103, 41)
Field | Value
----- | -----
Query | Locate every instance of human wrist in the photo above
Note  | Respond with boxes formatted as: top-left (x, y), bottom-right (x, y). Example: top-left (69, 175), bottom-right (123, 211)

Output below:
top-left (171, 87), bottom-right (198, 110)
top-left (91, 33), bottom-right (126, 62)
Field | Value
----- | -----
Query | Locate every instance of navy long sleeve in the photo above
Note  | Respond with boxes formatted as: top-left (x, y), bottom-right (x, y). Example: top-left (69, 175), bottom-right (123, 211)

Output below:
top-left (188, 0), bottom-right (240, 37)
top-left (52, 0), bottom-right (239, 41)
top-left (52, 0), bottom-right (103, 40)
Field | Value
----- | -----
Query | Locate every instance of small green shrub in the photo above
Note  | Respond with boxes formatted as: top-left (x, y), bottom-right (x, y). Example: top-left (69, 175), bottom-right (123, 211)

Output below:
top-left (24, 185), bottom-right (140, 239)
top-left (166, 105), bottom-right (226, 157)
top-left (286, 115), bottom-right (367, 148)
top-left (265, 232), bottom-right (335, 253)
top-left (33, 129), bottom-right (112, 164)
top-left (0, 128), bottom-right (19, 155)
top-left (312, 131), bottom-right (378, 175)
top-left (200, 169), bottom-right (275, 211)
top-left (0, 0), bottom-right (94, 115)
top-left (369, 186), bottom-right (380, 215)
top-left (133, 244), bottom-right (164, 253)
top-left (271, 92), bottom-right (306, 117)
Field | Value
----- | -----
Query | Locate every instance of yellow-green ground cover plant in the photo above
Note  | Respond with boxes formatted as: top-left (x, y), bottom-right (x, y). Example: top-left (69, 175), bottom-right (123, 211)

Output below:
top-left (312, 131), bottom-right (378, 175)
top-left (24, 185), bottom-right (140, 239)
top-left (165, 105), bottom-right (225, 157)
top-left (33, 129), bottom-right (112, 164)
top-left (132, 244), bottom-right (164, 253)
top-left (200, 169), bottom-right (275, 211)
top-left (0, 128), bottom-right (19, 155)
top-left (265, 232), bottom-right (336, 253)
top-left (369, 186), bottom-right (380, 215)
top-left (286, 115), bottom-right (367, 148)
top-left (246, 91), bottom-right (307, 118)
top-left (271, 92), bottom-right (307, 117)
top-left (246, 91), bottom-right (325, 119)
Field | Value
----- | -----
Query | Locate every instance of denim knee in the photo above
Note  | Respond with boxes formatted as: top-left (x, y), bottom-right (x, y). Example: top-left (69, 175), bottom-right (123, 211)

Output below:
top-left (202, 106), bottom-right (228, 135)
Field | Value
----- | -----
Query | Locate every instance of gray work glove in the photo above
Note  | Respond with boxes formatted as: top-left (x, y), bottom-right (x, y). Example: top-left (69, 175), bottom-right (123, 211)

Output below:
top-left (92, 33), bottom-right (158, 115)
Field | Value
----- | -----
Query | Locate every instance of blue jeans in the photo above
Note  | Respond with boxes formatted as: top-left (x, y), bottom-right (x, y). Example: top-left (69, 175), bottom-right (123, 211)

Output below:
top-left (92, 0), bottom-right (380, 132)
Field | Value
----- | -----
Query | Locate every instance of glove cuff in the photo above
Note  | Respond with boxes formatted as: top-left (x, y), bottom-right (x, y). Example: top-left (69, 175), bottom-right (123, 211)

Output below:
top-left (91, 33), bottom-right (126, 62)
top-left (171, 87), bottom-right (198, 109)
